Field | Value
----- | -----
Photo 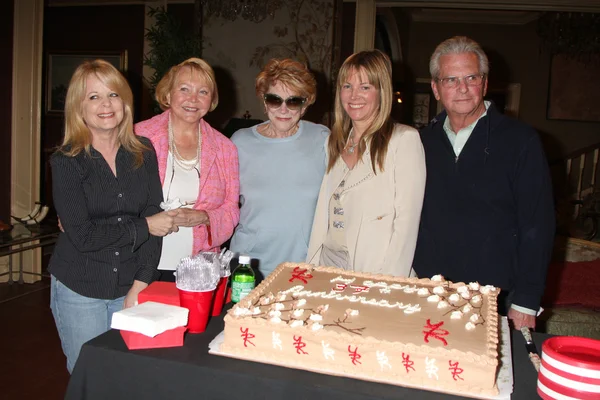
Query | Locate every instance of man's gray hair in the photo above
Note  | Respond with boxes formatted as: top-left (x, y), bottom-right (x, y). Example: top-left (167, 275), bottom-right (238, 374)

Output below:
top-left (429, 36), bottom-right (489, 79)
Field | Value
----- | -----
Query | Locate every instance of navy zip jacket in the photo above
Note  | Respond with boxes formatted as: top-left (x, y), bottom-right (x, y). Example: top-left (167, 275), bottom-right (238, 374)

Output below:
top-left (413, 103), bottom-right (555, 311)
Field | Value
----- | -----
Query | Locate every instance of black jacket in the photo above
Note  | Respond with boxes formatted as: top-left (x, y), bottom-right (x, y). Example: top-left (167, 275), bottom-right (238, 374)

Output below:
top-left (413, 104), bottom-right (555, 311)
top-left (49, 136), bottom-right (163, 299)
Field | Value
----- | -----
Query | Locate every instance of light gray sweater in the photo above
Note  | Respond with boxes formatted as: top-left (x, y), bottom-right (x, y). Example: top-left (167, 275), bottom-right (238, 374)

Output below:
top-left (230, 120), bottom-right (329, 279)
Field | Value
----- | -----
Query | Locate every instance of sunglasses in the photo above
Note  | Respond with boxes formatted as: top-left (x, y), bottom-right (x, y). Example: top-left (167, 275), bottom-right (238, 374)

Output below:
top-left (263, 93), bottom-right (307, 111)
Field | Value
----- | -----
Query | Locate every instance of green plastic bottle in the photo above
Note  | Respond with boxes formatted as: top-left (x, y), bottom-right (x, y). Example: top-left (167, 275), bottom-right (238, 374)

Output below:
top-left (231, 255), bottom-right (255, 303)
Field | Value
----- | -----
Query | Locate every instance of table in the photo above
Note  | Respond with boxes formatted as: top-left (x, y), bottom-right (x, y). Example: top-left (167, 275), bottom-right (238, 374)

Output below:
top-left (66, 306), bottom-right (548, 400)
top-left (0, 223), bottom-right (59, 284)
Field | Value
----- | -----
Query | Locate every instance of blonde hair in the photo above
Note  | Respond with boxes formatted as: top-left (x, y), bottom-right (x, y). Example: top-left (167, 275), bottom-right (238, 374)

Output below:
top-left (60, 59), bottom-right (147, 167)
top-left (155, 57), bottom-right (219, 112)
top-left (328, 49), bottom-right (394, 174)
top-left (255, 58), bottom-right (317, 106)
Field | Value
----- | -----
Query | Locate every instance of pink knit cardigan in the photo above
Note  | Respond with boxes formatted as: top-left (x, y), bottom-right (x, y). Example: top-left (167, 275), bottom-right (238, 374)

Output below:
top-left (135, 110), bottom-right (240, 254)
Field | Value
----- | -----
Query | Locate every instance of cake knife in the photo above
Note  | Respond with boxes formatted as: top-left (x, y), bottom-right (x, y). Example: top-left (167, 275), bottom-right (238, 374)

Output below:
top-left (520, 327), bottom-right (541, 372)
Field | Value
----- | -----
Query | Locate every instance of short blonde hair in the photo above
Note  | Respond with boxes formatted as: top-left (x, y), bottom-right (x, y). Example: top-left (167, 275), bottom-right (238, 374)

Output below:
top-left (328, 50), bottom-right (394, 174)
top-left (255, 59), bottom-right (317, 106)
top-left (155, 57), bottom-right (219, 112)
top-left (60, 59), bottom-right (147, 167)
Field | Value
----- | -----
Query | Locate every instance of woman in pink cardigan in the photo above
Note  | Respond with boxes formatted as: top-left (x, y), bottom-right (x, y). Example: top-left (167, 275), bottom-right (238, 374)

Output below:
top-left (135, 58), bottom-right (240, 280)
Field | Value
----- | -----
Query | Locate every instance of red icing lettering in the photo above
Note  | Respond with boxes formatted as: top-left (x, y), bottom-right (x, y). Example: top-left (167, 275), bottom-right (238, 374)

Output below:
top-left (240, 327), bottom-right (255, 347)
top-left (402, 353), bottom-right (415, 373)
top-left (350, 285), bottom-right (370, 294)
top-left (423, 320), bottom-right (448, 346)
top-left (333, 283), bottom-right (348, 292)
top-left (423, 319), bottom-right (449, 346)
top-left (289, 267), bottom-right (313, 284)
top-left (293, 335), bottom-right (308, 355)
top-left (348, 345), bottom-right (362, 365)
top-left (449, 360), bottom-right (464, 381)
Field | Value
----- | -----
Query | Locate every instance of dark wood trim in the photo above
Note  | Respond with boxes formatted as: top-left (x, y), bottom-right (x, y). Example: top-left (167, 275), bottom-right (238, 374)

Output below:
top-left (376, 0), bottom-right (600, 13)
top-left (0, 0), bottom-right (13, 223)
top-left (550, 141), bottom-right (600, 165)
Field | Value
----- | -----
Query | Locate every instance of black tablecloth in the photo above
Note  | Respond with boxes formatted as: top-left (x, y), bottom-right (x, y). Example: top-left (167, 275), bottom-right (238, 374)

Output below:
top-left (66, 306), bottom-right (547, 400)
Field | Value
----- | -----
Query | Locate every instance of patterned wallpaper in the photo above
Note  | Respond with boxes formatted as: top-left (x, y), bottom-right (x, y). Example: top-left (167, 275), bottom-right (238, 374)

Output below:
top-left (202, 0), bottom-right (338, 125)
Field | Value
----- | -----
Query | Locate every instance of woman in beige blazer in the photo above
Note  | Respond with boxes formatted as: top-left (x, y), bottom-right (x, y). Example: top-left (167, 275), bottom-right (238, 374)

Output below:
top-left (306, 50), bottom-right (425, 276)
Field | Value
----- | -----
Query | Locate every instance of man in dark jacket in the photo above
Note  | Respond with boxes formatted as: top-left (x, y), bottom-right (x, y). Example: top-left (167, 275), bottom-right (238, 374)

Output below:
top-left (413, 36), bottom-right (555, 330)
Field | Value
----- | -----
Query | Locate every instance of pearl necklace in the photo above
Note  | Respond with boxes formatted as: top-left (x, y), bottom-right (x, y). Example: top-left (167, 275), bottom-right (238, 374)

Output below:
top-left (168, 116), bottom-right (202, 171)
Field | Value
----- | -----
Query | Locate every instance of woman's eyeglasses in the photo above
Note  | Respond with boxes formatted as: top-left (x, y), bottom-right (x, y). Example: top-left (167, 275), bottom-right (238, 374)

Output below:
top-left (264, 93), bottom-right (307, 111)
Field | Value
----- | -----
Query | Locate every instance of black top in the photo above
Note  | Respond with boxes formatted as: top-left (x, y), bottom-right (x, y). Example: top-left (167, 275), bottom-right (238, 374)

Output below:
top-left (413, 104), bottom-right (555, 311)
top-left (48, 136), bottom-right (163, 299)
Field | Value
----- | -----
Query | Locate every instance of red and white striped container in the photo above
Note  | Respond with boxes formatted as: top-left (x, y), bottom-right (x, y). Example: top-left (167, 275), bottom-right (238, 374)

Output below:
top-left (537, 336), bottom-right (600, 400)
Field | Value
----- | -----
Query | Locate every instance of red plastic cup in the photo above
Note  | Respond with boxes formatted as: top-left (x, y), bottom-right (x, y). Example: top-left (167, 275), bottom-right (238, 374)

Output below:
top-left (178, 288), bottom-right (214, 333)
top-left (225, 287), bottom-right (232, 304)
top-left (211, 276), bottom-right (229, 316)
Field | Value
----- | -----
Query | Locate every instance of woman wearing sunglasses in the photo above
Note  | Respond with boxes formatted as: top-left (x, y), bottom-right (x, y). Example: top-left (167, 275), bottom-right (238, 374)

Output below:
top-left (229, 58), bottom-right (329, 280)
top-left (135, 58), bottom-right (240, 280)
top-left (306, 50), bottom-right (426, 276)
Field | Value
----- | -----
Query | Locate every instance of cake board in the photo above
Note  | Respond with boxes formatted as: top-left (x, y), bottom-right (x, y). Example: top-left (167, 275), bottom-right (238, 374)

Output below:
top-left (208, 317), bottom-right (513, 399)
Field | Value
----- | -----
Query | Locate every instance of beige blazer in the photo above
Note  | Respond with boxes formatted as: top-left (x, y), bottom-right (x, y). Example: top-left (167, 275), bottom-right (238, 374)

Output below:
top-left (306, 124), bottom-right (426, 277)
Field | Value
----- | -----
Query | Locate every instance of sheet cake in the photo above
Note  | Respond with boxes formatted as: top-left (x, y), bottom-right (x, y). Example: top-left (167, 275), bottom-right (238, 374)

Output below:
top-left (221, 263), bottom-right (500, 396)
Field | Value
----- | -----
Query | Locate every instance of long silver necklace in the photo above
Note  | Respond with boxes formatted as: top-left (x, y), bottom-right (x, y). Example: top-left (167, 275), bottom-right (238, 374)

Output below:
top-left (168, 116), bottom-right (201, 171)
top-left (345, 129), bottom-right (359, 154)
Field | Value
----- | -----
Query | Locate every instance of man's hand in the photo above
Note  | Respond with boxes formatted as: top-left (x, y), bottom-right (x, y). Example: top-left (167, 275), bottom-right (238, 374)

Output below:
top-left (508, 308), bottom-right (536, 330)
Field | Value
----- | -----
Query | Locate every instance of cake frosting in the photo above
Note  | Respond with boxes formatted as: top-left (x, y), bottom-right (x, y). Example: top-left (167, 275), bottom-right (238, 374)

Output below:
top-left (221, 263), bottom-right (500, 396)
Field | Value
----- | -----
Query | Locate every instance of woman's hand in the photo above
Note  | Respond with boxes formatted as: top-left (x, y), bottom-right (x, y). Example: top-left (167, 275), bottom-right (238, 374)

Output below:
top-left (123, 280), bottom-right (149, 309)
top-left (146, 210), bottom-right (178, 236)
top-left (173, 208), bottom-right (210, 228)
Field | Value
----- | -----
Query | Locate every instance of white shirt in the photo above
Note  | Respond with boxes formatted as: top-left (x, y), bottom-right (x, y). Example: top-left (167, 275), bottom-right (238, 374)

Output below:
top-left (157, 152), bottom-right (199, 271)
top-left (443, 101), bottom-right (491, 157)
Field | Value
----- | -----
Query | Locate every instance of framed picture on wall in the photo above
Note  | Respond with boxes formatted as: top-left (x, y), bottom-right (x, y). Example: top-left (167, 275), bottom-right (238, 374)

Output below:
top-left (413, 79), bottom-right (437, 129)
top-left (45, 50), bottom-right (128, 114)
top-left (413, 92), bottom-right (431, 129)
top-left (547, 54), bottom-right (600, 122)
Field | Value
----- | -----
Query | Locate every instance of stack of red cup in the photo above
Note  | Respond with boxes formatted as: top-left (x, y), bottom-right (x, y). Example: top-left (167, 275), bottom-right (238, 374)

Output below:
top-left (537, 336), bottom-right (600, 399)
top-left (211, 275), bottom-right (229, 317)
top-left (178, 287), bottom-right (215, 333)
top-left (176, 251), bottom-right (234, 333)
